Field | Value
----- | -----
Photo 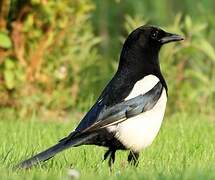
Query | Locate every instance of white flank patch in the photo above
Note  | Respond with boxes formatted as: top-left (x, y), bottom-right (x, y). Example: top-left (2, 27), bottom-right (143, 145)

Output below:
top-left (115, 89), bottom-right (167, 152)
top-left (125, 75), bottom-right (160, 100)
top-left (107, 75), bottom-right (167, 152)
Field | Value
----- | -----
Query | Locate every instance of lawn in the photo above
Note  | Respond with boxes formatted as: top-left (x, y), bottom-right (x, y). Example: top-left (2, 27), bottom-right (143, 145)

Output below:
top-left (0, 112), bottom-right (215, 180)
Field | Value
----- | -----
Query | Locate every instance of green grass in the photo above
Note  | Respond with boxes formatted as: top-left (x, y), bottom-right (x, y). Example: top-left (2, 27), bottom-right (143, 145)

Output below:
top-left (0, 113), bottom-right (215, 179)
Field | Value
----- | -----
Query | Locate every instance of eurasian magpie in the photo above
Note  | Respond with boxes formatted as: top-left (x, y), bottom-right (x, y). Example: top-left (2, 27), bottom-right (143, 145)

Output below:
top-left (16, 25), bottom-right (183, 169)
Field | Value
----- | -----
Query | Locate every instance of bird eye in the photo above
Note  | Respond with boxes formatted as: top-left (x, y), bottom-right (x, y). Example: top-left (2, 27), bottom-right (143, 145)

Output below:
top-left (151, 30), bottom-right (158, 39)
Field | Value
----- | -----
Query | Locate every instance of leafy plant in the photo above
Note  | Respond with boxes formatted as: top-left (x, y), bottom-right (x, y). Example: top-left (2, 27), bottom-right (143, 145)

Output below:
top-left (0, 1), bottom-right (214, 119)
top-left (0, 32), bottom-right (12, 49)
top-left (0, 0), bottom-right (101, 117)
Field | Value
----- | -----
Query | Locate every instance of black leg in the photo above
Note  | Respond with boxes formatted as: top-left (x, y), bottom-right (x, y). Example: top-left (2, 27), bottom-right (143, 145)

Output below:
top-left (128, 151), bottom-right (139, 167)
top-left (104, 149), bottom-right (111, 161)
top-left (108, 149), bottom-right (116, 168)
top-left (103, 149), bottom-right (116, 169)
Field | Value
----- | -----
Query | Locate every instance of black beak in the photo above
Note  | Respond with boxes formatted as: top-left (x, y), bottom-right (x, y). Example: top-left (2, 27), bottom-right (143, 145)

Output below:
top-left (160, 33), bottom-right (184, 44)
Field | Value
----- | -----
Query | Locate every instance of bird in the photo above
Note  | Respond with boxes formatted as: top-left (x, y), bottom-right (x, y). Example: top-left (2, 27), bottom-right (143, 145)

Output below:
top-left (16, 25), bottom-right (183, 169)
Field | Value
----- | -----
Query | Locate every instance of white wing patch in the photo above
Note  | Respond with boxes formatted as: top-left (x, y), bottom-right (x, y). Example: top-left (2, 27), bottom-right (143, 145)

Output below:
top-left (125, 75), bottom-right (160, 100)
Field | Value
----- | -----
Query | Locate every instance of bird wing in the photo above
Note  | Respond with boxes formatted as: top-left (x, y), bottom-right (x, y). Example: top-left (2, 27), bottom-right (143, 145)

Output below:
top-left (66, 81), bottom-right (163, 139)
top-left (82, 81), bottom-right (163, 132)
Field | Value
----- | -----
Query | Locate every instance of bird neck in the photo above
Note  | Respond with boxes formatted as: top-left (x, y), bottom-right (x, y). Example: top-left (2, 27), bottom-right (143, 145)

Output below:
top-left (118, 45), bottom-right (160, 76)
top-left (117, 47), bottom-right (168, 92)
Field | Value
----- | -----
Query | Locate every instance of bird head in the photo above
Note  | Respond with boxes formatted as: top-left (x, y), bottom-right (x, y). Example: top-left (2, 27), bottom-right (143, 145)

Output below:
top-left (124, 25), bottom-right (183, 51)
top-left (119, 25), bottom-right (184, 70)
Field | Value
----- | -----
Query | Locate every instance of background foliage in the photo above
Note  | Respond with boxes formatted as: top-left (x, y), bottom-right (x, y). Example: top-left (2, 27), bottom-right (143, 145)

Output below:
top-left (0, 0), bottom-right (214, 119)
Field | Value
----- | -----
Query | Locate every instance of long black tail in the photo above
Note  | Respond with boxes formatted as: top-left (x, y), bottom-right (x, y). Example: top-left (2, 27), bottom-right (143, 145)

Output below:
top-left (15, 133), bottom-right (96, 169)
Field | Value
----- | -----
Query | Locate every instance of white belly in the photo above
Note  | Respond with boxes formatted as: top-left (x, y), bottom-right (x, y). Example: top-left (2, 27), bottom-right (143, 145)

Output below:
top-left (107, 74), bottom-right (167, 152)
top-left (111, 89), bottom-right (167, 152)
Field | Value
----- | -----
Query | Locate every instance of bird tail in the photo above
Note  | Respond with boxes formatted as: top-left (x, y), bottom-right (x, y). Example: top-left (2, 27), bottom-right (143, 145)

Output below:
top-left (15, 133), bottom-right (96, 169)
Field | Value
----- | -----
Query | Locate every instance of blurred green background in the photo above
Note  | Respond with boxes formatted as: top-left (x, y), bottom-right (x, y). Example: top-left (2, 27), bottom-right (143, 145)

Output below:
top-left (0, 0), bottom-right (214, 120)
